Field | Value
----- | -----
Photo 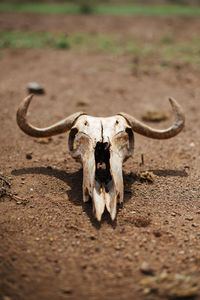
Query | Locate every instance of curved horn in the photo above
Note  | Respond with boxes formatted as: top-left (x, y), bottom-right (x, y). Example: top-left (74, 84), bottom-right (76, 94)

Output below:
top-left (118, 98), bottom-right (185, 139)
top-left (16, 94), bottom-right (85, 138)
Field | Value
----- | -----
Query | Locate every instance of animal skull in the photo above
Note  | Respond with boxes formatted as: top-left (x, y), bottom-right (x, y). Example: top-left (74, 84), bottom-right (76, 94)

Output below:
top-left (17, 95), bottom-right (185, 221)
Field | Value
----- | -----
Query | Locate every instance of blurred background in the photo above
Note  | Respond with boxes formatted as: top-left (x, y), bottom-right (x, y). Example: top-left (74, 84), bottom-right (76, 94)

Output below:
top-left (1, 1), bottom-right (200, 300)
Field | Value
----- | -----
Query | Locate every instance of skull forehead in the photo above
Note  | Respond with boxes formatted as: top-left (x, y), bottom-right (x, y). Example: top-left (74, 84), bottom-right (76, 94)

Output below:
top-left (74, 115), bottom-right (129, 141)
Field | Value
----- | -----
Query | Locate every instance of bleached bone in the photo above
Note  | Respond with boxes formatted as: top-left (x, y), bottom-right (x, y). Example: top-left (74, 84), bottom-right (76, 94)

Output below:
top-left (17, 95), bottom-right (185, 221)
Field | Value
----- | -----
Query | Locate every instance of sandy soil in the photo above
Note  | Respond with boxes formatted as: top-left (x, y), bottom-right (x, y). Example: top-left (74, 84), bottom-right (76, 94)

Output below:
top-left (0, 13), bottom-right (200, 300)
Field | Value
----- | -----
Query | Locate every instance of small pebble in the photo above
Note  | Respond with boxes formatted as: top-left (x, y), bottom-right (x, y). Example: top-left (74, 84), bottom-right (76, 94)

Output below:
top-left (76, 99), bottom-right (89, 107)
top-left (62, 288), bottom-right (73, 294)
top-left (184, 164), bottom-right (190, 169)
top-left (125, 254), bottom-right (133, 261)
top-left (140, 262), bottom-right (155, 276)
top-left (115, 245), bottom-right (122, 251)
top-left (27, 82), bottom-right (45, 94)
top-left (185, 216), bottom-right (193, 221)
top-left (26, 154), bottom-right (32, 160)
top-left (153, 231), bottom-right (162, 238)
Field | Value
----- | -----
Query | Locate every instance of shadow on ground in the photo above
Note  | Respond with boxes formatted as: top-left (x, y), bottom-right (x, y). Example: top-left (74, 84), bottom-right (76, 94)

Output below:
top-left (11, 166), bottom-right (187, 228)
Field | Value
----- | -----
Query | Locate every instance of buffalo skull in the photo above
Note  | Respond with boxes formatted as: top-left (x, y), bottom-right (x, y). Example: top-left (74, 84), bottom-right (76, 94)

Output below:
top-left (17, 95), bottom-right (185, 221)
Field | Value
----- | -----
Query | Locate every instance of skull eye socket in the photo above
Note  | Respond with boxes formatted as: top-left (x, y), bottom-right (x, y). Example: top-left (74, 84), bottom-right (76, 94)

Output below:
top-left (68, 127), bottom-right (79, 153)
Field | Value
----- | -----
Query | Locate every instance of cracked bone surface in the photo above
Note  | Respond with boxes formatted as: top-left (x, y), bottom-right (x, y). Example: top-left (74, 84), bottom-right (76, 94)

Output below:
top-left (17, 95), bottom-right (185, 221)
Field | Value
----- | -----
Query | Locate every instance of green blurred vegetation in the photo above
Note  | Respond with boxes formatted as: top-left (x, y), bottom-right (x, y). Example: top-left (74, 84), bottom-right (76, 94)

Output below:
top-left (0, 31), bottom-right (200, 70)
top-left (0, 31), bottom-right (70, 49)
top-left (0, 2), bottom-right (200, 15)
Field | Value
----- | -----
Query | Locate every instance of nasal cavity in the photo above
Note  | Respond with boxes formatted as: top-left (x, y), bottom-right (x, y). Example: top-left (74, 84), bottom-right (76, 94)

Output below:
top-left (95, 142), bottom-right (111, 184)
top-left (95, 142), bottom-right (110, 167)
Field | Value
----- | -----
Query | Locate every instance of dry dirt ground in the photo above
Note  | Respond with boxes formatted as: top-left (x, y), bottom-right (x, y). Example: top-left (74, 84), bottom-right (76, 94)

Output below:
top-left (0, 13), bottom-right (200, 300)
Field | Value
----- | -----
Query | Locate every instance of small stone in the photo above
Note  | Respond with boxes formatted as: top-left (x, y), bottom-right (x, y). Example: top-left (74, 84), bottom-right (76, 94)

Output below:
top-left (62, 287), bottom-right (72, 294)
top-left (116, 272), bottom-right (123, 278)
top-left (54, 266), bottom-right (61, 273)
top-left (115, 245), bottom-right (122, 251)
top-left (153, 231), bottom-right (162, 237)
top-left (27, 82), bottom-right (45, 94)
top-left (192, 223), bottom-right (198, 228)
top-left (16, 201), bottom-right (22, 205)
top-left (125, 254), bottom-right (133, 261)
top-left (30, 205), bottom-right (34, 208)
top-left (140, 262), bottom-right (155, 276)
top-left (185, 216), bottom-right (193, 221)
top-left (34, 137), bottom-right (52, 144)
top-left (76, 99), bottom-right (90, 107)
top-left (80, 263), bottom-right (87, 269)
top-left (26, 153), bottom-right (32, 160)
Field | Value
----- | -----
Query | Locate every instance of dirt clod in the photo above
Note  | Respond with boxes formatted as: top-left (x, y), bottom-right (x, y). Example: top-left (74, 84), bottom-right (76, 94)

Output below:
top-left (34, 137), bottom-right (52, 144)
top-left (142, 111), bottom-right (168, 122)
top-left (76, 99), bottom-right (90, 106)
top-left (141, 272), bottom-right (199, 298)
top-left (137, 171), bottom-right (155, 183)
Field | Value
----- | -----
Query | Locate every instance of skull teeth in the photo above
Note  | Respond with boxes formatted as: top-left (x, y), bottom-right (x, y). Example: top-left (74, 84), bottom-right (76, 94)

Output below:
top-left (82, 141), bottom-right (124, 221)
